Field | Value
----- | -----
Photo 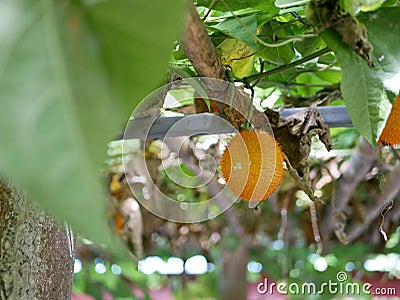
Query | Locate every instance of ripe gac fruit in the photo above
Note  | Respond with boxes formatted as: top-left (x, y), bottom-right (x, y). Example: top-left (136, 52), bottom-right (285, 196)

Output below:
top-left (378, 92), bottom-right (400, 146)
top-left (220, 130), bottom-right (285, 202)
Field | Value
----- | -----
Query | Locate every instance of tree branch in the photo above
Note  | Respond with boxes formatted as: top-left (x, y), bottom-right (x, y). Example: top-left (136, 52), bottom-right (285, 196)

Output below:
top-left (243, 48), bottom-right (331, 83)
top-left (181, 0), bottom-right (226, 80)
top-left (347, 161), bottom-right (400, 243)
top-left (320, 137), bottom-right (377, 238)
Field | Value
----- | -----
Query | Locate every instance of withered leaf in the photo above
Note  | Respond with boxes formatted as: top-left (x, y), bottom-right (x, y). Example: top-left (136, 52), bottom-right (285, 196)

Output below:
top-left (307, 0), bottom-right (375, 67)
top-left (268, 106), bottom-right (332, 201)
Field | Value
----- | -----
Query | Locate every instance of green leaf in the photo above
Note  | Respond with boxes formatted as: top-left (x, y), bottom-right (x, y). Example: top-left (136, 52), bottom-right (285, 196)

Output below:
top-left (168, 65), bottom-right (212, 108)
top-left (86, 0), bottom-right (185, 109)
top-left (212, 15), bottom-right (258, 49)
top-left (321, 8), bottom-right (400, 146)
top-left (218, 38), bottom-right (256, 78)
top-left (331, 128), bottom-right (360, 149)
top-left (168, 64), bottom-right (197, 81)
top-left (295, 36), bottom-right (326, 56)
top-left (258, 44), bottom-right (295, 65)
top-left (343, 0), bottom-right (385, 13)
top-left (198, 0), bottom-right (279, 12)
top-left (275, 0), bottom-right (310, 8)
top-left (257, 20), bottom-right (295, 65)
top-left (0, 0), bottom-right (184, 244)
top-left (295, 72), bottom-right (330, 95)
top-left (256, 12), bottom-right (280, 27)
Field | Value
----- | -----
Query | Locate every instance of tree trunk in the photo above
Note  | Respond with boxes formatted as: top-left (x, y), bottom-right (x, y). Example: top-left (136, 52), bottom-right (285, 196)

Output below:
top-left (220, 242), bottom-right (248, 300)
top-left (0, 179), bottom-right (75, 299)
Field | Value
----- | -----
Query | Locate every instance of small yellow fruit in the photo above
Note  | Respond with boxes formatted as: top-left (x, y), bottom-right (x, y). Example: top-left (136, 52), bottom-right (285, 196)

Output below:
top-left (378, 92), bottom-right (400, 146)
top-left (220, 130), bottom-right (285, 202)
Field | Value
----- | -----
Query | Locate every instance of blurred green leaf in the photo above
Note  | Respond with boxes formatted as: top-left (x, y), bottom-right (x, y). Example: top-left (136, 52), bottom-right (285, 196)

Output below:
top-left (330, 128), bottom-right (360, 149)
top-left (174, 272), bottom-right (218, 299)
top-left (86, 0), bottom-right (185, 108)
top-left (0, 0), bottom-right (184, 244)
top-left (109, 280), bottom-right (132, 298)
top-left (332, 244), bottom-right (373, 262)
top-left (86, 281), bottom-right (103, 299)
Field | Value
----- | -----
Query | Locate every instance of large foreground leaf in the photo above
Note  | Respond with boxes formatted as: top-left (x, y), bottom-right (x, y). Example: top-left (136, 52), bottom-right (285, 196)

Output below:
top-left (321, 8), bottom-right (400, 146)
top-left (0, 0), bottom-right (184, 244)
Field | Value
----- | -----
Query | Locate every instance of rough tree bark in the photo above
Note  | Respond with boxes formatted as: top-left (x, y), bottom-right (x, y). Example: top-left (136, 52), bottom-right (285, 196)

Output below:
top-left (181, 1), bottom-right (225, 81)
top-left (0, 179), bottom-right (75, 299)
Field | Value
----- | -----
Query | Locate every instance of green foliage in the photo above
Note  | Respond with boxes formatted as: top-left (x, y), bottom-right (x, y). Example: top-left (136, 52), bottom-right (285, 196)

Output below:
top-left (257, 20), bottom-right (296, 65)
top-left (295, 37), bottom-right (326, 56)
top-left (161, 163), bottom-right (210, 203)
top-left (174, 272), bottom-right (219, 300)
top-left (198, 0), bottom-right (280, 13)
top-left (212, 15), bottom-right (258, 49)
top-left (0, 0), bottom-right (184, 244)
top-left (86, 0), bottom-right (185, 108)
top-left (332, 244), bottom-right (374, 263)
top-left (202, 2), bottom-right (400, 145)
top-left (275, 0), bottom-right (310, 9)
top-left (330, 128), bottom-right (360, 149)
top-left (73, 260), bottom-right (150, 298)
top-left (4, 1), bottom-right (400, 297)
top-left (321, 8), bottom-right (400, 146)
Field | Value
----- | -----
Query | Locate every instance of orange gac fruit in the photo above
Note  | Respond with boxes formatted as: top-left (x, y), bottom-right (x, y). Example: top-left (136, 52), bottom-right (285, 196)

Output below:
top-left (114, 212), bottom-right (125, 235)
top-left (220, 130), bottom-right (285, 202)
top-left (378, 92), bottom-right (400, 146)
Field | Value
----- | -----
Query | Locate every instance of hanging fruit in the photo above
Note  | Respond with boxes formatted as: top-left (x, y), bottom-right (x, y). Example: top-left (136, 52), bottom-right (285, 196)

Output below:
top-left (378, 92), bottom-right (400, 146)
top-left (220, 130), bottom-right (285, 202)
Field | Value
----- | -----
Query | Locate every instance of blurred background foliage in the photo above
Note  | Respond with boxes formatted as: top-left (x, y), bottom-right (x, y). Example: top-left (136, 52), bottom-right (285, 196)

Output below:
top-left (2, 0), bottom-right (400, 299)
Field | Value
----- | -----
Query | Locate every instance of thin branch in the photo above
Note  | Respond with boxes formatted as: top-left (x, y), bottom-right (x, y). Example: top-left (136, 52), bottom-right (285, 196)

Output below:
top-left (211, 34), bottom-right (317, 41)
top-left (290, 12), bottom-right (309, 25)
top-left (310, 201), bottom-right (323, 254)
top-left (202, 0), bottom-right (219, 21)
top-left (243, 48), bottom-right (331, 83)
top-left (278, 192), bottom-right (291, 240)
top-left (379, 199), bottom-right (393, 241)
top-left (390, 145), bottom-right (400, 162)
top-left (347, 161), bottom-right (400, 243)
top-left (284, 155), bottom-right (324, 204)
top-left (242, 80), bottom-right (340, 89)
